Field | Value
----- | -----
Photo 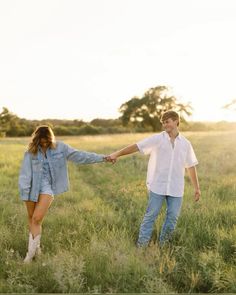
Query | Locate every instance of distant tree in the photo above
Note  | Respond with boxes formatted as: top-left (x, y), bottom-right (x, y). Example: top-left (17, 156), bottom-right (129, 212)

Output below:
top-left (0, 107), bottom-right (19, 137)
top-left (90, 118), bottom-right (122, 127)
top-left (72, 119), bottom-right (85, 127)
top-left (119, 86), bottom-right (192, 131)
top-left (77, 124), bottom-right (101, 135)
top-left (0, 107), bottom-right (12, 125)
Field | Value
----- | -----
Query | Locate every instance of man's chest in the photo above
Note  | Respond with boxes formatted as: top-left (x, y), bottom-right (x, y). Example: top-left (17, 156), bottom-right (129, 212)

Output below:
top-left (155, 141), bottom-right (188, 163)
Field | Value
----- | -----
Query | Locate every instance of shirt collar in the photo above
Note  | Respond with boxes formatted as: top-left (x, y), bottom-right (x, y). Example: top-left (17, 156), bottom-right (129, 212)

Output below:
top-left (163, 131), bottom-right (182, 141)
top-left (38, 145), bottom-right (49, 153)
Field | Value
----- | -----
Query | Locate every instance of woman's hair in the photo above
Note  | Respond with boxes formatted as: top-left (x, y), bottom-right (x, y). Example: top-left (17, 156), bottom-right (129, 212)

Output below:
top-left (28, 125), bottom-right (56, 155)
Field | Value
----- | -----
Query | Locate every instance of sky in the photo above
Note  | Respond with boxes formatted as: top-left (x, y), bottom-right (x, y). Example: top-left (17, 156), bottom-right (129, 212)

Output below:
top-left (0, 0), bottom-right (236, 122)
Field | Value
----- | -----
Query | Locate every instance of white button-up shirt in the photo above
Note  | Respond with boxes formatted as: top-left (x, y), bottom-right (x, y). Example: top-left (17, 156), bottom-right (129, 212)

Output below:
top-left (136, 131), bottom-right (198, 197)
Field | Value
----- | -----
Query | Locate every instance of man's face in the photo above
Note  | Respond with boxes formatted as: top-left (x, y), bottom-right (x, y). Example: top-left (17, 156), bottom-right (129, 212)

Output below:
top-left (162, 118), bottom-right (178, 132)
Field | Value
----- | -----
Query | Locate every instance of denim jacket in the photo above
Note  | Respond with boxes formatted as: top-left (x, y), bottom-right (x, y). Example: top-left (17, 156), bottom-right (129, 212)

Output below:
top-left (19, 141), bottom-right (105, 202)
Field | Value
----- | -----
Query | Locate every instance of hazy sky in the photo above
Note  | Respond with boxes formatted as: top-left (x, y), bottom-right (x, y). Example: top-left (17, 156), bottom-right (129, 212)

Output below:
top-left (0, 0), bottom-right (236, 121)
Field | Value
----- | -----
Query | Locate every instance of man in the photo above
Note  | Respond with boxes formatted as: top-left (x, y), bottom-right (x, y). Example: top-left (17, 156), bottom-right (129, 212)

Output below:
top-left (107, 110), bottom-right (200, 247)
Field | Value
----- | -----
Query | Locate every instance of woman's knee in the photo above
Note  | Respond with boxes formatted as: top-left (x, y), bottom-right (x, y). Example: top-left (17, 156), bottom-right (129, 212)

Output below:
top-left (32, 214), bottom-right (43, 225)
top-left (27, 211), bottom-right (34, 224)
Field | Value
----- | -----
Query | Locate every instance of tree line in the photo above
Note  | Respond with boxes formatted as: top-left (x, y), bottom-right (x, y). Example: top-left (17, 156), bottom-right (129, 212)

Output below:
top-left (1, 86), bottom-right (235, 137)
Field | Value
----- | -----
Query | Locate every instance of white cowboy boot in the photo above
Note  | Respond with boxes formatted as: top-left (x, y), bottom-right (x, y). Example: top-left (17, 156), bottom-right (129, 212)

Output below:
top-left (24, 233), bottom-right (41, 263)
top-left (23, 233), bottom-right (33, 263)
top-left (35, 241), bottom-right (42, 256)
top-left (35, 238), bottom-right (42, 256)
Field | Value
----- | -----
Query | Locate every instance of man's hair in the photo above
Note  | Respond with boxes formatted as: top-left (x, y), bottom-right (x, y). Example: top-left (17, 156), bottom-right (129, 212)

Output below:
top-left (161, 110), bottom-right (180, 126)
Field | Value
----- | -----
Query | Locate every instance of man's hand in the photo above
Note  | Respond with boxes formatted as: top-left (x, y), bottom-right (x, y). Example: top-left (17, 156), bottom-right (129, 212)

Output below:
top-left (194, 188), bottom-right (201, 202)
top-left (187, 166), bottom-right (201, 202)
top-left (104, 154), bottom-right (117, 164)
top-left (104, 144), bottom-right (139, 164)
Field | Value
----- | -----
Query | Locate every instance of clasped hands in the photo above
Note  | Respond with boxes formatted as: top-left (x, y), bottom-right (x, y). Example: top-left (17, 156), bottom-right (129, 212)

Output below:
top-left (104, 153), bottom-right (117, 164)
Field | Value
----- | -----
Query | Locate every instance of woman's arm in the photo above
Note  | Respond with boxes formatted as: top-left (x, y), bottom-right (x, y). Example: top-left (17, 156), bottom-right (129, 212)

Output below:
top-left (63, 143), bottom-right (106, 164)
top-left (19, 152), bottom-right (32, 199)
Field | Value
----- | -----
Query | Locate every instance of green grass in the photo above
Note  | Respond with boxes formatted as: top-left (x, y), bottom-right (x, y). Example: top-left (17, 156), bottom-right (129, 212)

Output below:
top-left (0, 132), bottom-right (235, 293)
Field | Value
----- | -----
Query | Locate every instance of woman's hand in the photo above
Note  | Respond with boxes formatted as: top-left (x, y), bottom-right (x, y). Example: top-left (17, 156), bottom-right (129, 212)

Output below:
top-left (104, 154), bottom-right (117, 164)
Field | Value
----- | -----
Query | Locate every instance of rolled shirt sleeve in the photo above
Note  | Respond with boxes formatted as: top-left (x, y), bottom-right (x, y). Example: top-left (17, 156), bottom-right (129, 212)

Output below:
top-left (136, 134), bottom-right (160, 155)
top-left (185, 143), bottom-right (198, 168)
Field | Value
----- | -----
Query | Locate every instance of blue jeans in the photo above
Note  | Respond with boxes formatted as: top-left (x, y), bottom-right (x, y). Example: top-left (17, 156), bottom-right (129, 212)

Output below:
top-left (137, 191), bottom-right (183, 246)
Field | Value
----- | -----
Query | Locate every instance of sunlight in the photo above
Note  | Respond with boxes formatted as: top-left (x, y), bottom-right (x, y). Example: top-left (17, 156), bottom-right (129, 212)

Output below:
top-left (0, 0), bottom-right (236, 122)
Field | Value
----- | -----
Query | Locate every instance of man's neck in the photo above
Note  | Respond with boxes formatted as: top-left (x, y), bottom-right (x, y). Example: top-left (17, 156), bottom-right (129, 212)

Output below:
top-left (166, 129), bottom-right (179, 139)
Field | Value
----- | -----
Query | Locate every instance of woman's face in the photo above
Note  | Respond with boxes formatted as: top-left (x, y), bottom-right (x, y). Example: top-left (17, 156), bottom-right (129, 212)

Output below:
top-left (39, 138), bottom-right (50, 149)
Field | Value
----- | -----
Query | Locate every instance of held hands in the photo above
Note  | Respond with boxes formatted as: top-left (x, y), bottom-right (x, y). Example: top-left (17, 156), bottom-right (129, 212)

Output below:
top-left (104, 153), bottom-right (118, 164)
top-left (103, 144), bottom-right (137, 164)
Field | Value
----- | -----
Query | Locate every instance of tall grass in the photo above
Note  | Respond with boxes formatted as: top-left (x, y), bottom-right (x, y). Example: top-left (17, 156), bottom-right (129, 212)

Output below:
top-left (0, 132), bottom-right (235, 293)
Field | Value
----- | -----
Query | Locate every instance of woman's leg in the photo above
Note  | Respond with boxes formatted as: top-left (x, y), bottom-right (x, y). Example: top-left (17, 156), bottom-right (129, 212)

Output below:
top-left (31, 194), bottom-right (54, 238)
top-left (24, 200), bottom-right (36, 234)
top-left (23, 194), bottom-right (53, 262)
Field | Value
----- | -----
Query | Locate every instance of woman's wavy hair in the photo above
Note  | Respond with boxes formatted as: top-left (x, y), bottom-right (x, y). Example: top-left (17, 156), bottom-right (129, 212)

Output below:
top-left (28, 125), bottom-right (56, 155)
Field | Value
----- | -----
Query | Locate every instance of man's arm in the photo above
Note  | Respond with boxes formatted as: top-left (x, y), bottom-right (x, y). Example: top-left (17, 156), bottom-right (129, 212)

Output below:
top-left (107, 144), bottom-right (139, 163)
top-left (187, 166), bottom-right (201, 202)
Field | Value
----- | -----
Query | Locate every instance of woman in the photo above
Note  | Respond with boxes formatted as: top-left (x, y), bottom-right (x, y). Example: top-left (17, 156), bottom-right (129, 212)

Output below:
top-left (19, 125), bottom-right (108, 263)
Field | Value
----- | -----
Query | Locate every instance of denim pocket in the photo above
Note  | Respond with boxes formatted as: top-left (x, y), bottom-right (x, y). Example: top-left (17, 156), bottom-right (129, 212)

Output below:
top-left (32, 159), bottom-right (41, 172)
top-left (51, 152), bottom-right (64, 159)
top-left (51, 152), bottom-right (65, 167)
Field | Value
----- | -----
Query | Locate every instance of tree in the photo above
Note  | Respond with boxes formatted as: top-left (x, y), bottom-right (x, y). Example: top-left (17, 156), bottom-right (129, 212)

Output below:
top-left (0, 107), bottom-right (18, 136)
top-left (90, 118), bottom-right (122, 127)
top-left (119, 86), bottom-right (192, 131)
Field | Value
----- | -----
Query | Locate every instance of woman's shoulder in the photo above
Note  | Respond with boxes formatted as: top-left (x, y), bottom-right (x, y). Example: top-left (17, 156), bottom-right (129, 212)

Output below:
top-left (23, 149), bottom-right (31, 155)
top-left (54, 141), bottom-right (67, 150)
top-left (22, 150), bottom-right (33, 160)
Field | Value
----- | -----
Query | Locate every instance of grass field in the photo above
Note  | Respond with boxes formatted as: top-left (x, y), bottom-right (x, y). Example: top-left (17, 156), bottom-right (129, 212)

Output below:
top-left (0, 131), bottom-right (235, 293)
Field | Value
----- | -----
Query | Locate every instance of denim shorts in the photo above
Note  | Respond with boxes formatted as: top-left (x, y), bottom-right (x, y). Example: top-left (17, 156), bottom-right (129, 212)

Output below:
top-left (39, 177), bottom-right (54, 197)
